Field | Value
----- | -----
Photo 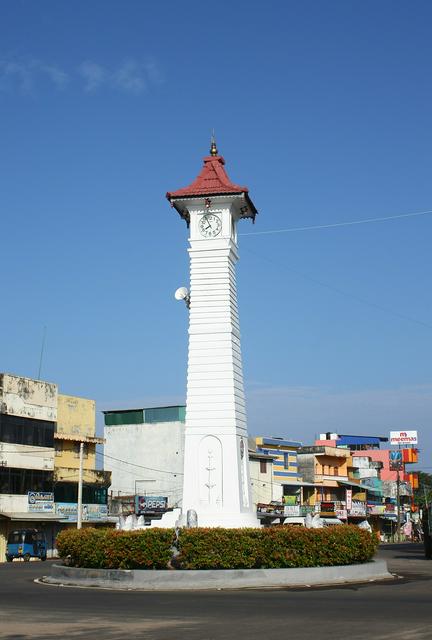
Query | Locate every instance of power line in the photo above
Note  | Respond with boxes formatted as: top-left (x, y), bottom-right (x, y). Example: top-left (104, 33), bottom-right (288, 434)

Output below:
top-left (242, 245), bottom-right (432, 330)
top-left (96, 450), bottom-right (184, 476)
top-left (240, 208), bottom-right (432, 237)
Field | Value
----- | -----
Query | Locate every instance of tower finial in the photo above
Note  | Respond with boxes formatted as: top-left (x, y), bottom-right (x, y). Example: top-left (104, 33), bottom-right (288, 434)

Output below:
top-left (210, 129), bottom-right (218, 156)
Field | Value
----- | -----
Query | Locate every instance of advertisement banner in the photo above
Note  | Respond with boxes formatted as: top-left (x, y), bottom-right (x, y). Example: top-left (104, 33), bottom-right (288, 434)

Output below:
top-left (55, 503), bottom-right (108, 522)
top-left (284, 505), bottom-right (300, 517)
top-left (349, 500), bottom-right (367, 517)
top-left (389, 450), bottom-right (403, 471)
top-left (28, 491), bottom-right (54, 513)
top-left (390, 431), bottom-right (418, 445)
top-left (335, 508), bottom-right (348, 520)
top-left (319, 501), bottom-right (335, 516)
top-left (135, 496), bottom-right (168, 515)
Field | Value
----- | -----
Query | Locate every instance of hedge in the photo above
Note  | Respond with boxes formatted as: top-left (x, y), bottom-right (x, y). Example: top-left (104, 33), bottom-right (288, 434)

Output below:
top-left (56, 525), bottom-right (377, 570)
top-left (55, 528), bottom-right (174, 569)
top-left (177, 526), bottom-right (378, 569)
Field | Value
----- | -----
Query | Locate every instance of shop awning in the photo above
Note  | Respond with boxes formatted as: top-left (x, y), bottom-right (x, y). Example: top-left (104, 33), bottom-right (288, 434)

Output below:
top-left (337, 480), bottom-right (383, 494)
top-left (0, 512), bottom-right (67, 522)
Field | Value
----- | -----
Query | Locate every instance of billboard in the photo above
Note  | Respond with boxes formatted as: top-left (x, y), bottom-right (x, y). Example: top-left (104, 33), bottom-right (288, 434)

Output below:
top-left (28, 491), bottom-right (54, 513)
top-left (135, 496), bottom-right (168, 515)
top-left (56, 503), bottom-right (108, 522)
top-left (390, 431), bottom-right (418, 445)
top-left (389, 450), bottom-right (403, 471)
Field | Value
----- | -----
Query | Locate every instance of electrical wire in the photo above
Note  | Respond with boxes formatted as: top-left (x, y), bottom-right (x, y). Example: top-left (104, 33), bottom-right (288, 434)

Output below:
top-left (96, 450), bottom-right (184, 476)
top-left (240, 208), bottom-right (432, 236)
top-left (242, 245), bottom-right (432, 330)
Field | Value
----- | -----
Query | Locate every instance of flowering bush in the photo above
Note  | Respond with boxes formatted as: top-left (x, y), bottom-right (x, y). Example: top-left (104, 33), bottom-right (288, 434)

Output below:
top-left (56, 525), bottom-right (377, 570)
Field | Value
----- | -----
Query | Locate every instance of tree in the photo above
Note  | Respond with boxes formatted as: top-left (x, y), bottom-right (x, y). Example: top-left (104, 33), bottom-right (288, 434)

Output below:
top-left (414, 471), bottom-right (432, 508)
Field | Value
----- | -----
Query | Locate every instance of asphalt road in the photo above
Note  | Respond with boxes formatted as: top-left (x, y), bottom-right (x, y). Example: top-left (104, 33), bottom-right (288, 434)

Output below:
top-left (0, 544), bottom-right (431, 640)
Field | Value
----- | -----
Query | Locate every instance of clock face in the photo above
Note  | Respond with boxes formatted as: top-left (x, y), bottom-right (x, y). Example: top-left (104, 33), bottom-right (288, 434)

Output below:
top-left (199, 213), bottom-right (222, 238)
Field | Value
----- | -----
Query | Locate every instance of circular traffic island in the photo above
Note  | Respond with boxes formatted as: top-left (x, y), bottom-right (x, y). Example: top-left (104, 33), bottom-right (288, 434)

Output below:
top-left (43, 526), bottom-right (392, 590)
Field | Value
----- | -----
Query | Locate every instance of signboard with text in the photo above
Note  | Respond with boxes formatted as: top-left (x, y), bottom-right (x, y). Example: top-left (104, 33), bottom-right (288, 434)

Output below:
top-left (55, 503), bottom-right (108, 522)
top-left (28, 492), bottom-right (54, 513)
top-left (390, 431), bottom-right (418, 445)
top-left (135, 496), bottom-right (168, 515)
top-left (319, 501), bottom-right (335, 516)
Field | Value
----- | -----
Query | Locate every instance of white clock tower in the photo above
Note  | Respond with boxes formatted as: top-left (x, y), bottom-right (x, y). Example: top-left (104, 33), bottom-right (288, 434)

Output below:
top-left (167, 139), bottom-right (260, 528)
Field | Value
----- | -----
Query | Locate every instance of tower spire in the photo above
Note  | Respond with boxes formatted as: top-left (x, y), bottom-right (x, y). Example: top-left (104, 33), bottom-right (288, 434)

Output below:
top-left (210, 129), bottom-right (218, 156)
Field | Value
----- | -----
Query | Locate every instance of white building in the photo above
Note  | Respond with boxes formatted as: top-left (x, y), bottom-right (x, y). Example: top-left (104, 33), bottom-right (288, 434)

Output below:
top-left (103, 406), bottom-right (186, 512)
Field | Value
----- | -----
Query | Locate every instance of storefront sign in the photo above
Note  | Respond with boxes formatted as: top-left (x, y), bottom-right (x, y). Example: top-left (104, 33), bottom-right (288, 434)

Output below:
top-left (135, 496), bottom-right (168, 515)
top-left (390, 431), bottom-right (418, 445)
top-left (284, 505), bottom-right (300, 517)
top-left (320, 501), bottom-right (335, 516)
top-left (346, 489), bottom-right (352, 510)
top-left (28, 491), bottom-right (54, 513)
top-left (56, 503), bottom-right (108, 522)
top-left (349, 500), bottom-right (367, 517)
top-left (335, 508), bottom-right (348, 520)
top-left (368, 505), bottom-right (385, 515)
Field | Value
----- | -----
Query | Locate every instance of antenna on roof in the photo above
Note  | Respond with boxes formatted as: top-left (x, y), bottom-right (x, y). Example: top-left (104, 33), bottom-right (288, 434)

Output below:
top-left (37, 325), bottom-right (47, 380)
top-left (210, 129), bottom-right (218, 156)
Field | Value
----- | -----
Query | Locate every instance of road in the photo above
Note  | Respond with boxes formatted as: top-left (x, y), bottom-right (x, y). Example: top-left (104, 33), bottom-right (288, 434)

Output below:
top-left (0, 544), bottom-right (431, 640)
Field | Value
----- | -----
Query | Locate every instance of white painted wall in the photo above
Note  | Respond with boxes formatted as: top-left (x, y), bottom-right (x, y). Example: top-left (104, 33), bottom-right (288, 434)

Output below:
top-left (104, 421), bottom-right (185, 508)
top-left (0, 494), bottom-right (28, 513)
top-left (0, 443), bottom-right (54, 470)
top-left (0, 374), bottom-right (57, 421)
top-left (249, 458), bottom-right (273, 505)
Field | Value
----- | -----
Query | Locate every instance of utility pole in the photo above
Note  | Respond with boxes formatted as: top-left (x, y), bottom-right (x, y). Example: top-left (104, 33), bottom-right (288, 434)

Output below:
top-left (77, 442), bottom-right (84, 530)
top-left (396, 445), bottom-right (401, 543)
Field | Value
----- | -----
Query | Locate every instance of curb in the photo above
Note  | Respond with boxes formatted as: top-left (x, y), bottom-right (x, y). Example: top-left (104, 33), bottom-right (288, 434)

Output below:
top-left (42, 559), bottom-right (392, 591)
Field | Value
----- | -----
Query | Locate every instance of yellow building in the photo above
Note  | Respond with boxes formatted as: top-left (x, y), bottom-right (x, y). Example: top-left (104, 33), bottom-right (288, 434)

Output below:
top-left (54, 394), bottom-right (111, 507)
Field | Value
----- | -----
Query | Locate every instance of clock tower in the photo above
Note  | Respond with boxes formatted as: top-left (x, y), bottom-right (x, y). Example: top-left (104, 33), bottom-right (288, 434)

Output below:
top-left (167, 139), bottom-right (260, 528)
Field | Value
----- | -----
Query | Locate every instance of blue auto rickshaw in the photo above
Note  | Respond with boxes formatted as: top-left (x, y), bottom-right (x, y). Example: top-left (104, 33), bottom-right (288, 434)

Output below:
top-left (6, 529), bottom-right (47, 562)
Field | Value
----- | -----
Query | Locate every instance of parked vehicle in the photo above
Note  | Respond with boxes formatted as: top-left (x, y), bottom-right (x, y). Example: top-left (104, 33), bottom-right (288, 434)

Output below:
top-left (6, 529), bottom-right (47, 562)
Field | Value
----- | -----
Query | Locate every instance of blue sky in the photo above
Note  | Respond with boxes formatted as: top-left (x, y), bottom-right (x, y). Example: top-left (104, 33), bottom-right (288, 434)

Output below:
top-left (0, 1), bottom-right (431, 468)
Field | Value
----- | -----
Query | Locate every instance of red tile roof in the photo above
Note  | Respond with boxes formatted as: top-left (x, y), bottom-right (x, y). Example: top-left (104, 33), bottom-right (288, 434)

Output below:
top-left (166, 155), bottom-right (249, 199)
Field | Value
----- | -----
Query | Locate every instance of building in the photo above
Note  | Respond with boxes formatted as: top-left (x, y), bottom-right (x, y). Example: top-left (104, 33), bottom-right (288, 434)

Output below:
top-left (166, 139), bottom-right (259, 528)
top-left (0, 373), bottom-right (111, 561)
top-left (0, 374), bottom-right (60, 560)
top-left (316, 432), bottom-right (419, 537)
top-left (297, 445), bottom-right (370, 523)
top-left (103, 405), bottom-right (186, 520)
top-left (54, 393), bottom-right (111, 524)
top-left (248, 448), bottom-right (278, 523)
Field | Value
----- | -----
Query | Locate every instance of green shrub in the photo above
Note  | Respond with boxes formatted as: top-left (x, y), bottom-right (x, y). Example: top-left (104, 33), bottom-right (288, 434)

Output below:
top-left (56, 528), bottom-right (175, 569)
top-left (177, 525), bottom-right (378, 569)
top-left (56, 525), bottom-right (377, 570)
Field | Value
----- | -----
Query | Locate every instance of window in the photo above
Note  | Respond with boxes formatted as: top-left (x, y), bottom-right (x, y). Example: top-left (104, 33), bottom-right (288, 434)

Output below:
top-left (73, 443), bottom-right (88, 459)
top-left (334, 466), bottom-right (339, 476)
top-left (283, 453), bottom-right (289, 470)
top-left (54, 482), bottom-right (107, 505)
top-left (54, 442), bottom-right (63, 456)
top-left (0, 467), bottom-right (53, 494)
top-left (260, 460), bottom-right (267, 474)
top-left (0, 414), bottom-right (54, 448)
